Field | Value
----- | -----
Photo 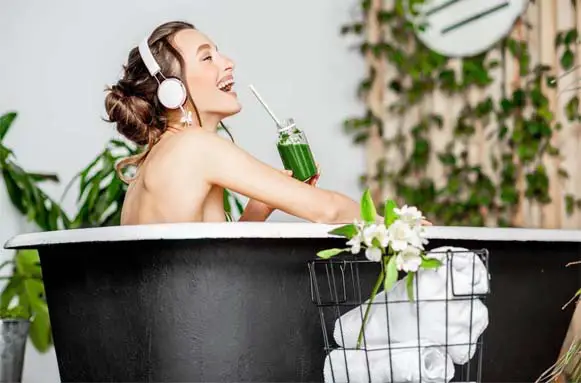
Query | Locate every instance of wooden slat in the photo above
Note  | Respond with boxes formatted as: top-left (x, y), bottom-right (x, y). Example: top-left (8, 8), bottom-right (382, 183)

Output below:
top-left (539, 0), bottom-right (562, 228)
top-left (364, 0), bottom-right (387, 202)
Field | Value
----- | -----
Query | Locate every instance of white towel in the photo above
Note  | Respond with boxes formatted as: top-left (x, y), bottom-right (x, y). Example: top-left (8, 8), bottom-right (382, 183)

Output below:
top-left (323, 341), bottom-right (455, 382)
top-left (333, 247), bottom-right (489, 365)
top-left (425, 246), bottom-right (489, 296)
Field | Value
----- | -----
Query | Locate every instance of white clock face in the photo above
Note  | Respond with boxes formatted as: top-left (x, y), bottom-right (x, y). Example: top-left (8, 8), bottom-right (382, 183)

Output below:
top-left (405, 0), bottom-right (529, 58)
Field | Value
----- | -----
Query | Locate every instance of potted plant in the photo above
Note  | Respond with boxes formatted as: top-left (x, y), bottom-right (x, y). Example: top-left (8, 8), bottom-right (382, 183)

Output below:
top-left (0, 111), bottom-right (65, 382)
top-left (0, 249), bottom-right (50, 383)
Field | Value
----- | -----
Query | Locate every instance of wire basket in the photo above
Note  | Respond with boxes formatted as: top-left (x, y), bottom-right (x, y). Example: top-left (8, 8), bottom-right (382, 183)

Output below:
top-left (308, 247), bottom-right (490, 383)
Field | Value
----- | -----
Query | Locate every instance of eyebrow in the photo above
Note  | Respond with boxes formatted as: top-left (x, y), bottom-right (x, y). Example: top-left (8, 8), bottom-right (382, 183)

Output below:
top-left (196, 43), bottom-right (218, 54)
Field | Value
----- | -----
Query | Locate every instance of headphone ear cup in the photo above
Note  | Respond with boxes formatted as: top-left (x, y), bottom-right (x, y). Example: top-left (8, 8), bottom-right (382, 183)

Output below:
top-left (157, 78), bottom-right (187, 109)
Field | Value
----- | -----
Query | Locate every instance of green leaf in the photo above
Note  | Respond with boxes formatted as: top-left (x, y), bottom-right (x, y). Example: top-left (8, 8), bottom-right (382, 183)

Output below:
top-left (360, 188), bottom-right (377, 223)
top-left (561, 49), bottom-right (575, 70)
top-left (24, 279), bottom-right (48, 317)
top-left (565, 29), bottom-right (579, 45)
top-left (0, 277), bottom-right (21, 310)
top-left (421, 256), bottom-right (442, 269)
top-left (29, 311), bottom-right (51, 353)
top-left (329, 224), bottom-right (358, 239)
top-left (555, 31), bottom-right (565, 47)
top-left (384, 256), bottom-right (398, 292)
top-left (15, 250), bottom-right (41, 278)
top-left (0, 305), bottom-right (28, 319)
top-left (223, 189), bottom-right (232, 216)
top-left (566, 96), bottom-right (579, 121)
top-left (0, 112), bottom-right (17, 141)
top-left (566, 194), bottom-right (576, 215)
top-left (2, 170), bottom-right (26, 214)
top-left (384, 199), bottom-right (398, 227)
top-left (406, 272), bottom-right (415, 301)
top-left (26, 172), bottom-right (59, 183)
top-left (317, 248), bottom-right (347, 259)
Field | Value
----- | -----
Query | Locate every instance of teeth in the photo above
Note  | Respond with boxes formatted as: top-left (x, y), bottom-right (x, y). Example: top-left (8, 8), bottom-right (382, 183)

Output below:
top-left (218, 79), bottom-right (234, 91)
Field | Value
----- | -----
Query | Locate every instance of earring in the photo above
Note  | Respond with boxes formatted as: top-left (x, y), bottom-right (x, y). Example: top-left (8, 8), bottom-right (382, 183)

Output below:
top-left (179, 106), bottom-right (193, 127)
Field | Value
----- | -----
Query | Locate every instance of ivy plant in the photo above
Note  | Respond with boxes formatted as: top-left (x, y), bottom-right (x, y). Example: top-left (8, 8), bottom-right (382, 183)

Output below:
top-left (341, 0), bottom-right (580, 227)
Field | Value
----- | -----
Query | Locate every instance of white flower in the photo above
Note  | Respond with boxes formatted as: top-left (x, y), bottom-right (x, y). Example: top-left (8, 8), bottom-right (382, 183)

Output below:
top-left (362, 224), bottom-right (389, 248)
top-left (346, 236), bottom-right (362, 254)
top-left (394, 205), bottom-right (424, 226)
top-left (395, 246), bottom-right (422, 272)
top-left (408, 225), bottom-right (429, 250)
top-left (387, 220), bottom-right (414, 252)
top-left (365, 246), bottom-right (382, 262)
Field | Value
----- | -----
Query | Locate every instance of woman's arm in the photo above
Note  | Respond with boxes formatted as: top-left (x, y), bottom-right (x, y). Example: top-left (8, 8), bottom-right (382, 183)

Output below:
top-left (239, 199), bottom-right (273, 222)
top-left (239, 170), bottom-right (320, 222)
top-left (181, 130), bottom-right (361, 224)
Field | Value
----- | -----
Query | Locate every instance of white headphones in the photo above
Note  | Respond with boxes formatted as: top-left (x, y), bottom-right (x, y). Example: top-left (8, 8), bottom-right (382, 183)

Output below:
top-left (138, 37), bottom-right (192, 124)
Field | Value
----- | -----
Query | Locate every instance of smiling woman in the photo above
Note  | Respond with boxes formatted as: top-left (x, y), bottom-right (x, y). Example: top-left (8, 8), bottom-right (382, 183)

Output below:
top-left (103, 20), bottom-right (365, 226)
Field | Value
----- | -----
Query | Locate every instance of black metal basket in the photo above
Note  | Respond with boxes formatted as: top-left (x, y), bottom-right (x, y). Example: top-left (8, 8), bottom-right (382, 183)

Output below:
top-left (308, 247), bottom-right (490, 383)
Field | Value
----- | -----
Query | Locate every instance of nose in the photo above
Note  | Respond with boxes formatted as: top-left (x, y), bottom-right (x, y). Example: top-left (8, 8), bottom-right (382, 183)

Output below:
top-left (221, 53), bottom-right (235, 72)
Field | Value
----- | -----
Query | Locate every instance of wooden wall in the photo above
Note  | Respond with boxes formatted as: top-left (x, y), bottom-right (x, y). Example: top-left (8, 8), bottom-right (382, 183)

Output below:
top-left (363, 0), bottom-right (581, 228)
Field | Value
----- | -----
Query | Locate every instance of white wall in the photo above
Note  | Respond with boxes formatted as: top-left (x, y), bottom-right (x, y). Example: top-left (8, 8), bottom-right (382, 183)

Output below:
top-left (0, 0), bottom-right (365, 381)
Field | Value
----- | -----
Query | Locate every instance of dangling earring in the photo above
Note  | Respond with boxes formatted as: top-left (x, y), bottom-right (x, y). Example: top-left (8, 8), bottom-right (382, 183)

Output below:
top-left (179, 106), bottom-right (193, 127)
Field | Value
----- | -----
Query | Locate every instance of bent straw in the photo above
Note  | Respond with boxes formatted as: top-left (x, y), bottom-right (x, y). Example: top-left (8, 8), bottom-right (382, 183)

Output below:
top-left (249, 84), bottom-right (282, 128)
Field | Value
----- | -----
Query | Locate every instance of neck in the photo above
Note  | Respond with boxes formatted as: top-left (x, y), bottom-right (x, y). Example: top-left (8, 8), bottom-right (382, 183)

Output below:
top-left (165, 110), bottom-right (222, 134)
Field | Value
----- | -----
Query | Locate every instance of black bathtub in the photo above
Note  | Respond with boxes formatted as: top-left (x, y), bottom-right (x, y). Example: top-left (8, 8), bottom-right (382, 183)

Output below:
top-left (4, 223), bottom-right (581, 382)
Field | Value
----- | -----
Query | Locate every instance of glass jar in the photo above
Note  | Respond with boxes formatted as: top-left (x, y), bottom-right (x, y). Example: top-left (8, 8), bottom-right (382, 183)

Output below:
top-left (276, 118), bottom-right (318, 182)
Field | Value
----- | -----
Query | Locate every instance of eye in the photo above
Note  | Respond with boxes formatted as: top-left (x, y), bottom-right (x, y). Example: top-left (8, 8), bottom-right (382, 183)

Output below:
top-left (203, 55), bottom-right (212, 62)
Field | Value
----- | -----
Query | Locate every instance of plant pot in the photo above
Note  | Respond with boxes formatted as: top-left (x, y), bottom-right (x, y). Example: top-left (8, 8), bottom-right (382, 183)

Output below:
top-left (0, 319), bottom-right (29, 383)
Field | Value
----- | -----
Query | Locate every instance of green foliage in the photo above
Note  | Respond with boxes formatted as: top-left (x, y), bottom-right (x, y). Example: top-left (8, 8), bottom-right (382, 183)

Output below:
top-left (342, 0), bottom-right (581, 226)
top-left (0, 250), bottom-right (51, 352)
top-left (0, 112), bottom-right (60, 352)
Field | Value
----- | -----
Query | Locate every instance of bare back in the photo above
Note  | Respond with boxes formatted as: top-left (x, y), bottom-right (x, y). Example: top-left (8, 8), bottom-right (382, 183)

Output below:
top-left (120, 132), bottom-right (225, 225)
top-left (119, 128), bottom-right (361, 226)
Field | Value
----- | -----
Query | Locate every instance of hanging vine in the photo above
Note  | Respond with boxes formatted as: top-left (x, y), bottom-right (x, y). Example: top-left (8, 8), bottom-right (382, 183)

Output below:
top-left (341, 0), bottom-right (581, 227)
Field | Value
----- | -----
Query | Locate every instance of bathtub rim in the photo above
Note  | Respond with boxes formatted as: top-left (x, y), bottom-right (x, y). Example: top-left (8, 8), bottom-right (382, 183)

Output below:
top-left (4, 222), bottom-right (581, 249)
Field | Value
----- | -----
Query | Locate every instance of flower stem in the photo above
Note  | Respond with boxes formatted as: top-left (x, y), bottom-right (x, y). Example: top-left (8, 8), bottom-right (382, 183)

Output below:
top-left (356, 268), bottom-right (385, 349)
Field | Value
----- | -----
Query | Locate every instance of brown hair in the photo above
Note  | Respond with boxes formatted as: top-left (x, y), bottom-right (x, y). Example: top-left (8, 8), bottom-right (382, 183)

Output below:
top-left (104, 21), bottom-right (202, 183)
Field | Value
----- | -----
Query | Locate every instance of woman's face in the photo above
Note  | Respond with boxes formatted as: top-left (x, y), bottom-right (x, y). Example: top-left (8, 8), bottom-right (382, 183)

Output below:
top-left (173, 29), bottom-right (241, 123)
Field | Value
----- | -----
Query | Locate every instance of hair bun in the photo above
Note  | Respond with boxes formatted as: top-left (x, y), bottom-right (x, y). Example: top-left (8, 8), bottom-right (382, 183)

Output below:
top-left (104, 83), bottom-right (157, 146)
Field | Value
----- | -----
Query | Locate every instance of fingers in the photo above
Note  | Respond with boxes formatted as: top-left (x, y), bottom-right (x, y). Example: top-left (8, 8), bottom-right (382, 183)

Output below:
top-left (421, 219), bottom-right (432, 226)
top-left (308, 173), bottom-right (320, 186)
top-left (308, 164), bottom-right (321, 186)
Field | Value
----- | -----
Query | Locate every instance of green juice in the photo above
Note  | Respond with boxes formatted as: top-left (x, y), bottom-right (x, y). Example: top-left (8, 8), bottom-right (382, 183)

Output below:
top-left (277, 143), bottom-right (318, 182)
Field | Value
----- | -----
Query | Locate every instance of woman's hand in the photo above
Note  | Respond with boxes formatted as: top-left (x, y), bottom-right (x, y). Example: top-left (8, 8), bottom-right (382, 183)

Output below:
top-left (306, 163), bottom-right (321, 187)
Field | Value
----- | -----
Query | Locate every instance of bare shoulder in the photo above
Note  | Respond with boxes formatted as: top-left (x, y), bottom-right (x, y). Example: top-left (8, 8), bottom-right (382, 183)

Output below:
top-left (142, 129), bottom-right (233, 187)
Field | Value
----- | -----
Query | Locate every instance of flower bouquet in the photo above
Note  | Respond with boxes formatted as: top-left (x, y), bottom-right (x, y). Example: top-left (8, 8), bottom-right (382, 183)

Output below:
top-left (316, 189), bottom-right (442, 348)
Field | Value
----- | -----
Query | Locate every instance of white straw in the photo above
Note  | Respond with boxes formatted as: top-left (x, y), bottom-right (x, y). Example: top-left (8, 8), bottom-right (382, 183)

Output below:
top-left (249, 84), bottom-right (282, 127)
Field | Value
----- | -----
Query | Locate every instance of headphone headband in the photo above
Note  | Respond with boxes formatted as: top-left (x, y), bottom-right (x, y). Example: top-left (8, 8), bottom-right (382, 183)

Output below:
top-left (138, 38), bottom-right (161, 77)
top-left (137, 33), bottom-right (188, 113)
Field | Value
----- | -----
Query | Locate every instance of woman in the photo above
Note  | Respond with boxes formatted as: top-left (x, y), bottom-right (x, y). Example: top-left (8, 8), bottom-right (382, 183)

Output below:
top-left (104, 20), bottom-right (364, 225)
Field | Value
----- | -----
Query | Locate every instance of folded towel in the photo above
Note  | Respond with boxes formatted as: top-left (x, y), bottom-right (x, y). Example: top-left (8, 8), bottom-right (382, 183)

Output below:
top-left (333, 247), bottom-right (489, 365)
top-left (424, 246), bottom-right (489, 296)
top-left (323, 341), bottom-right (455, 382)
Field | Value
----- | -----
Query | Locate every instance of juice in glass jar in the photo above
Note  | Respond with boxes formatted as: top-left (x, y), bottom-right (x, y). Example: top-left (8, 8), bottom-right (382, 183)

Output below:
top-left (276, 119), bottom-right (317, 182)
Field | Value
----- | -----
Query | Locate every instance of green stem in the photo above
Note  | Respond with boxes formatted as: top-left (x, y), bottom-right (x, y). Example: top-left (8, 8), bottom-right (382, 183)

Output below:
top-left (356, 268), bottom-right (385, 349)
